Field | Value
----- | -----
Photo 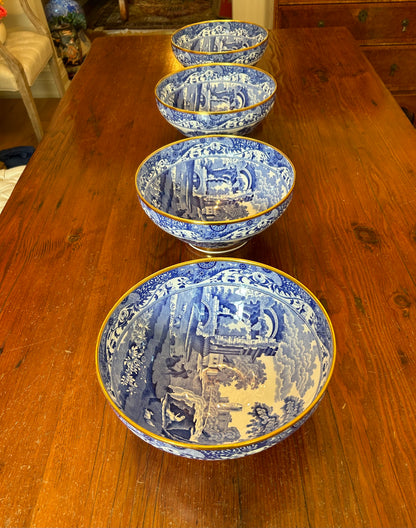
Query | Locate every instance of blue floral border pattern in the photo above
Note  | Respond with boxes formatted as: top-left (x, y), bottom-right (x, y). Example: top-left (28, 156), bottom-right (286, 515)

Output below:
top-left (141, 200), bottom-right (290, 247)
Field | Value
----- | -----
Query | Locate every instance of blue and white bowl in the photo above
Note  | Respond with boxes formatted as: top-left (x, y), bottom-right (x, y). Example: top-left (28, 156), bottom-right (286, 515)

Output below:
top-left (155, 63), bottom-right (277, 136)
top-left (171, 20), bottom-right (269, 67)
top-left (135, 135), bottom-right (295, 254)
top-left (96, 258), bottom-right (336, 460)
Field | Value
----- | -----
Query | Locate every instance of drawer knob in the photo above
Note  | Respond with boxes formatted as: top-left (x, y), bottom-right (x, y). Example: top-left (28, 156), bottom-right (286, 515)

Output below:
top-left (358, 9), bottom-right (368, 23)
top-left (390, 63), bottom-right (399, 76)
top-left (402, 18), bottom-right (409, 32)
top-left (318, 20), bottom-right (325, 27)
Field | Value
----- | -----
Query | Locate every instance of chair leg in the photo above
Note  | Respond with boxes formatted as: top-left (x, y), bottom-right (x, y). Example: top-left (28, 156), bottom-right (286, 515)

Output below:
top-left (0, 43), bottom-right (44, 142)
top-left (48, 54), bottom-right (66, 97)
top-left (119, 0), bottom-right (129, 21)
top-left (16, 75), bottom-right (44, 143)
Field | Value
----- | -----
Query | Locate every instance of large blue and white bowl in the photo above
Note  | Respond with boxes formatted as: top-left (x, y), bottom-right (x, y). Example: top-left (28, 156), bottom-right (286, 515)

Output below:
top-left (135, 135), bottom-right (295, 254)
top-left (171, 20), bottom-right (269, 67)
top-left (96, 258), bottom-right (336, 460)
top-left (155, 63), bottom-right (277, 136)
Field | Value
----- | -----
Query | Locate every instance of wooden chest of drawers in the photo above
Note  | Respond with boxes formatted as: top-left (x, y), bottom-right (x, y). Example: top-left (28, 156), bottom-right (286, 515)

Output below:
top-left (275, 0), bottom-right (416, 119)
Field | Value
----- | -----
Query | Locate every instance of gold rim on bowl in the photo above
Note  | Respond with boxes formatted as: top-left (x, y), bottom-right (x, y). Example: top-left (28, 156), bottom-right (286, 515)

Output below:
top-left (171, 19), bottom-right (269, 56)
top-left (135, 134), bottom-right (295, 226)
top-left (96, 257), bottom-right (337, 453)
top-left (154, 62), bottom-right (277, 116)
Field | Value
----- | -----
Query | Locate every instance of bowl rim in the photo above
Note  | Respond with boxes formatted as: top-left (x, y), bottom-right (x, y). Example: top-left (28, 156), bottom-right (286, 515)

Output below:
top-left (96, 257), bottom-right (337, 452)
top-left (171, 19), bottom-right (269, 56)
top-left (154, 62), bottom-right (277, 116)
top-left (135, 134), bottom-right (296, 226)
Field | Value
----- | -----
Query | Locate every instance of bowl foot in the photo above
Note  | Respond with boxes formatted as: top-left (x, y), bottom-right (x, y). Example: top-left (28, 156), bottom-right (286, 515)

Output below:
top-left (187, 240), bottom-right (248, 255)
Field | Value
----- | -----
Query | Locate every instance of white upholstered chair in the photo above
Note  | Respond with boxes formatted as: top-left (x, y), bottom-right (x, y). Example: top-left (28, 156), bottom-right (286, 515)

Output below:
top-left (0, 0), bottom-right (66, 142)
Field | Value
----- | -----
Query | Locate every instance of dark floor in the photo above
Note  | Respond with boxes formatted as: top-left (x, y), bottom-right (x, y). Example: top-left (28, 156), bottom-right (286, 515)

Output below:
top-left (0, 98), bottom-right (60, 150)
top-left (84, 0), bottom-right (226, 31)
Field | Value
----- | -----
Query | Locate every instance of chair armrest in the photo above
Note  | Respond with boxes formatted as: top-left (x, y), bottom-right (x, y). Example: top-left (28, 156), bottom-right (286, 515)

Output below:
top-left (0, 40), bottom-right (26, 79)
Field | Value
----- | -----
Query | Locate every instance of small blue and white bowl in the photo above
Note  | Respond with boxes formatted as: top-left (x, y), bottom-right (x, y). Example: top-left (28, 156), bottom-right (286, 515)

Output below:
top-left (96, 258), bottom-right (336, 460)
top-left (171, 20), bottom-right (269, 67)
top-left (135, 135), bottom-right (295, 254)
top-left (155, 63), bottom-right (277, 136)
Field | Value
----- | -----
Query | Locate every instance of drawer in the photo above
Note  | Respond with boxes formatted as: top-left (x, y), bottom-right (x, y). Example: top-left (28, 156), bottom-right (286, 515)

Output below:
top-left (394, 93), bottom-right (416, 122)
top-left (277, 3), bottom-right (416, 43)
top-left (363, 45), bottom-right (416, 90)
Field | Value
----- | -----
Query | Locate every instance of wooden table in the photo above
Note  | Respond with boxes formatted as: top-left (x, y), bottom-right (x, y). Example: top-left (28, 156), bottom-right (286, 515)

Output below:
top-left (1, 27), bottom-right (416, 527)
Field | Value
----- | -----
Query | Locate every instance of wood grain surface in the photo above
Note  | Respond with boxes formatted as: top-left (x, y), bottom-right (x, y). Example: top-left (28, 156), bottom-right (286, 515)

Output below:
top-left (1, 28), bottom-right (416, 527)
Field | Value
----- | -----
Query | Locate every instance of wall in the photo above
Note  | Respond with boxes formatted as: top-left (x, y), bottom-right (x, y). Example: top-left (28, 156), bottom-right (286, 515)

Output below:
top-left (232, 0), bottom-right (274, 28)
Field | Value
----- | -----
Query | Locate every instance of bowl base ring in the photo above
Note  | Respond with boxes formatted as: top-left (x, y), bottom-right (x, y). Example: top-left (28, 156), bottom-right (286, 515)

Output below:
top-left (187, 240), bottom-right (248, 255)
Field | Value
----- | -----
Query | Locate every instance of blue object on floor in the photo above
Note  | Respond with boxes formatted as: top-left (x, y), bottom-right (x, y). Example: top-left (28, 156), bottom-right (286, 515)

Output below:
top-left (0, 146), bottom-right (35, 168)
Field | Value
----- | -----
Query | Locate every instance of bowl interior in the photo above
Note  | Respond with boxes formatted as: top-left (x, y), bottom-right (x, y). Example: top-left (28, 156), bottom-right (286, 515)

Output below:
top-left (156, 64), bottom-right (276, 113)
top-left (172, 20), bottom-right (268, 53)
top-left (97, 260), bottom-right (335, 448)
top-left (136, 136), bottom-right (295, 223)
